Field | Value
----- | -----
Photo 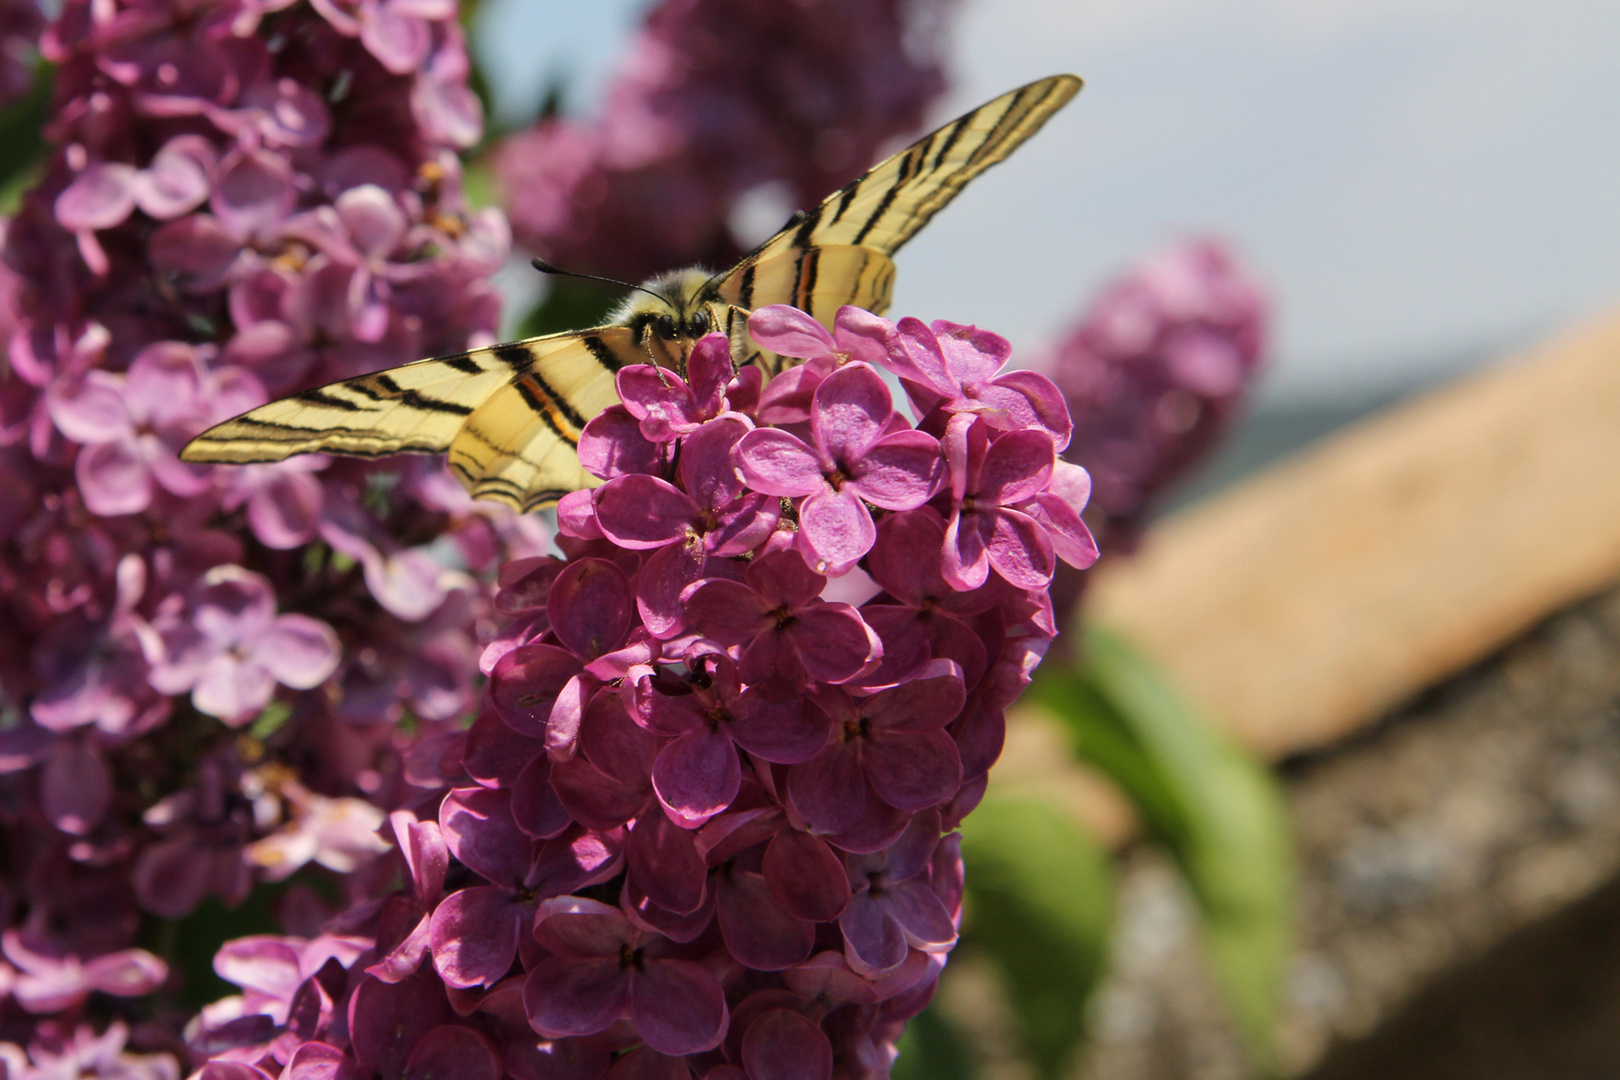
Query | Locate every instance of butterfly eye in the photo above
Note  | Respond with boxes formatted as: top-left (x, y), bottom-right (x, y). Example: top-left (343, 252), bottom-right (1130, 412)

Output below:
top-left (655, 314), bottom-right (677, 339)
top-left (689, 310), bottom-right (710, 336)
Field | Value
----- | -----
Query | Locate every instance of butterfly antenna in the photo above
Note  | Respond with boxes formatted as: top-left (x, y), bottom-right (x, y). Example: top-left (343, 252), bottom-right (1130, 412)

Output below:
top-left (530, 258), bottom-right (674, 307)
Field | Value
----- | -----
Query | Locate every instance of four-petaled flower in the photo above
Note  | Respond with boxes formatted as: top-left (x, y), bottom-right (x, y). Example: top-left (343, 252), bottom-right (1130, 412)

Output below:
top-left (523, 897), bottom-right (729, 1056)
top-left (148, 566), bottom-right (340, 724)
top-left (738, 362), bottom-right (943, 573)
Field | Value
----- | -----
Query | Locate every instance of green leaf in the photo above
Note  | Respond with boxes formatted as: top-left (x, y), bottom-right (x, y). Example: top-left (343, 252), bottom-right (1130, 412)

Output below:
top-left (0, 62), bottom-right (53, 212)
top-left (516, 276), bottom-right (624, 339)
top-left (892, 1002), bottom-right (974, 1080)
top-left (958, 793), bottom-right (1116, 1079)
top-left (1030, 627), bottom-right (1294, 1068)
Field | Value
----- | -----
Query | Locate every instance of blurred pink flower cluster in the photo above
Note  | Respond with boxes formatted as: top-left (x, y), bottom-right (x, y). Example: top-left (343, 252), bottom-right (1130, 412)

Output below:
top-left (0, 0), bottom-right (41, 106)
top-left (190, 305), bottom-right (1096, 1080)
top-left (1052, 239), bottom-right (1268, 555)
top-left (0, 0), bottom-right (539, 1057)
top-left (494, 0), bottom-right (952, 282)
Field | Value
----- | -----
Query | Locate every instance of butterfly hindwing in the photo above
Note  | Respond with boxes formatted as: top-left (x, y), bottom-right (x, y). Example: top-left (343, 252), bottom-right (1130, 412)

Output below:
top-left (447, 330), bottom-right (637, 510)
top-left (713, 74), bottom-right (1081, 320)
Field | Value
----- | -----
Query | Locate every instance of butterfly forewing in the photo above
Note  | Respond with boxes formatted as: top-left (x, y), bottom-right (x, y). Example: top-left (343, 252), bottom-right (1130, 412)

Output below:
top-left (179, 347), bottom-right (528, 463)
top-left (713, 73), bottom-right (1081, 317)
top-left (181, 327), bottom-right (639, 510)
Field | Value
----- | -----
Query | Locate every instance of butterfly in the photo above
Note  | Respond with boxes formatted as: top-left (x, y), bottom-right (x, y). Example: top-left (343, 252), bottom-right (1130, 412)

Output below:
top-left (181, 74), bottom-right (1083, 511)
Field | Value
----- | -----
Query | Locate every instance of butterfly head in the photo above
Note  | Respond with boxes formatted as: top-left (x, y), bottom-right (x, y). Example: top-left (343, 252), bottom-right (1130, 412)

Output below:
top-left (613, 267), bottom-right (732, 376)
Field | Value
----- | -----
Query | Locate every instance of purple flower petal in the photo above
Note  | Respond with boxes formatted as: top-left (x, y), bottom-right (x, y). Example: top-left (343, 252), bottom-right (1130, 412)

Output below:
top-left (763, 829), bottom-right (850, 922)
top-left (47, 371), bottom-right (132, 444)
top-left (629, 958), bottom-right (728, 1056)
top-left (40, 739), bottom-right (110, 835)
top-left (491, 644), bottom-right (580, 737)
top-left (929, 319), bottom-right (1010, 384)
top-left (796, 487), bottom-right (874, 573)
top-left (595, 475), bottom-right (698, 549)
top-left (428, 886), bottom-right (522, 989)
top-left (651, 726), bottom-right (740, 829)
top-left (736, 428), bottom-right (826, 498)
top-left (627, 811), bottom-right (707, 916)
top-left (522, 956), bottom-right (630, 1039)
top-left (681, 579), bottom-right (769, 644)
top-left (838, 892), bottom-right (908, 975)
top-left (786, 604), bottom-right (879, 685)
top-left (787, 742), bottom-right (865, 836)
top-left (56, 163), bottom-right (138, 231)
top-left (741, 1009), bottom-right (832, 1080)
top-left (401, 1026), bottom-right (500, 1080)
top-left (977, 429), bottom-right (1054, 507)
top-left (212, 147), bottom-right (297, 237)
top-left (255, 614), bottom-right (340, 689)
top-left (440, 787), bottom-right (532, 888)
top-left (986, 508), bottom-right (1056, 588)
top-left (76, 439), bottom-right (153, 517)
top-left (728, 692), bottom-right (829, 765)
top-left (548, 559), bottom-right (633, 661)
top-left (862, 729), bottom-right (961, 812)
top-left (716, 871), bottom-right (813, 971)
top-left (810, 363), bottom-right (891, 464)
top-left (747, 305), bottom-right (836, 359)
top-left (287, 1042), bottom-right (363, 1080)
top-left (134, 135), bottom-right (214, 219)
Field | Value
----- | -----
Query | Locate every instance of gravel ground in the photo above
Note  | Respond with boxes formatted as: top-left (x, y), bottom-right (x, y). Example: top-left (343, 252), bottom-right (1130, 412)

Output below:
top-left (1071, 580), bottom-right (1620, 1080)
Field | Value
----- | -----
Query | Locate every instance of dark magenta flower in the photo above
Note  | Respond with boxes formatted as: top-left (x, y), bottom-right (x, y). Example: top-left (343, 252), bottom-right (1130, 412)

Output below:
top-left (787, 661), bottom-right (965, 836)
top-left (749, 304), bottom-right (891, 426)
top-left (615, 334), bottom-right (761, 442)
top-left (886, 317), bottom-right (1073, 448)
top-left (524, 897), bottom-right (728, 1056)
top-left (629, 651), bottom-right (829, 827)
top-left (432, 787), bottom-right (622, 989)
top-left (838, 812), bottom-right (957, 977)
top-left (147, 566), bottom-right (340, 724)
top-left (940, 415), bottom-right (1099, 591)
top-left (1052, 236), bottom-right (1268, 554)
top-left (737, 363), bottom-right (942, 573)
top-left (682, 550), bottom-right (881, 692)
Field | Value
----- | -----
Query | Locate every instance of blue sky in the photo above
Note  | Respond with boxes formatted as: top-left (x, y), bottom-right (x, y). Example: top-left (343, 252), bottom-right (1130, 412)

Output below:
top-left (473, 0), bottom-right (1620, 401)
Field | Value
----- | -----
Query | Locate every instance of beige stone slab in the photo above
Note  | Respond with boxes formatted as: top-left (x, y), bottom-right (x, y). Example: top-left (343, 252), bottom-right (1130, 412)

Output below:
top-left (1085, 307), bottom-right (1620, 758)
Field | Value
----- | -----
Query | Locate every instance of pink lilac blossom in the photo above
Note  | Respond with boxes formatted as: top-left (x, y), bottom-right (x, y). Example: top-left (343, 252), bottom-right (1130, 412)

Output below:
top-left (0, 0), bottom-right (41, 107)
top-left (1050, 238), bottom-right (1268, 555)
top-left (195, 305), bottom-right (1097, 1079)
top-left (0, 1021), bottom-right (179, 1080)
top-left (494, 0), bottom-right (952, 282)
top-left (0, 0), bottom-right (535, 1049)
top-left (1045, 238), bottom-right (1266, 634)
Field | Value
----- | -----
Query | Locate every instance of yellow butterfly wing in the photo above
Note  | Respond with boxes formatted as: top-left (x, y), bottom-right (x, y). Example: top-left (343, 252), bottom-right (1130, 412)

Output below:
top-left (712, 73), bottom-right (1082, 337)
top-left (181, 328), bottom-right (642, 510)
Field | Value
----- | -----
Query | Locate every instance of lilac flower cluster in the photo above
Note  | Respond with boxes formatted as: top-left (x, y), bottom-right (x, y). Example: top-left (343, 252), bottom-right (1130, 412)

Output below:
top-left (194, 304), bottom-right (1096, 1080)
top-left (1051, 238), bottom-right (1268, 555)
top-left (0, 0), bottom-right (534, 1048)
top-left (0, 0), bottom-right (41, 107)
top-left (493, 0), bottom-right (951, 282)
